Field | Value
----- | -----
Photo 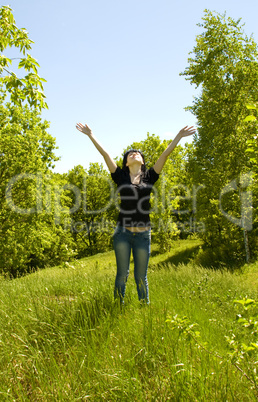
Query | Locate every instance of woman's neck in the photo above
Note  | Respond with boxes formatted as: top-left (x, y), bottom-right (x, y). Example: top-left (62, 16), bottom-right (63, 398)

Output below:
top-left (129, 165), bottom-right (142, 176)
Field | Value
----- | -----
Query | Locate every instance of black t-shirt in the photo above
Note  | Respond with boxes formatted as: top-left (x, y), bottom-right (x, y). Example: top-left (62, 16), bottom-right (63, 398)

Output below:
top-left (111, 166), bottom-right (159, 228)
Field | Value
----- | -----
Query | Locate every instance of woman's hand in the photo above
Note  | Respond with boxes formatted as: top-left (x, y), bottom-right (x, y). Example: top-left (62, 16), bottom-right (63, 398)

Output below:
top-left (75, 121), bottom-right (117, 173)
top-left (178, 125), bottom-right (196, 138)
top-left (76, 123), bottom-right (92, 136)
top-left (153, 125), bottom-right (196, 174)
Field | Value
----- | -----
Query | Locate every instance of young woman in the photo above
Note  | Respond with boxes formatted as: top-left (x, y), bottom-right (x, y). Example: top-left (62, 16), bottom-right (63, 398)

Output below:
top-left (76, 123), bottom-right (195, 304)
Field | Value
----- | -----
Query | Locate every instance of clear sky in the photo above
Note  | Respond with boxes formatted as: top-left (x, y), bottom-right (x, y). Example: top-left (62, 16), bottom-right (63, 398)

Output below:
top-left (4, 0), bottom-right (258, 173)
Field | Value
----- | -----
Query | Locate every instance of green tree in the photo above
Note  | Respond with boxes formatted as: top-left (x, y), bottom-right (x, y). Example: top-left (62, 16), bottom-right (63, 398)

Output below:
top-left (0, 7), bottom-right (75, 276)
top-left (0, 5), bottom-right (47, 109)
top-left (181, 10), bottom-right (258, 264)
top-left (66, 164), bottom-right (117, 257)
top-left (243, 104), bottom-right (258, 259)
top-left (244, 104), bottom-right (258, 177)
top-left (0, 103), bottom-right (76, 276)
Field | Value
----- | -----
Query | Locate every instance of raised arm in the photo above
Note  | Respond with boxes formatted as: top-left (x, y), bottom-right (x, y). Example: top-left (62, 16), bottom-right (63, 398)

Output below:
top-left (153, 126), bottom-right (196, 174)
top-left (76, 123), bottom-right (117, 173)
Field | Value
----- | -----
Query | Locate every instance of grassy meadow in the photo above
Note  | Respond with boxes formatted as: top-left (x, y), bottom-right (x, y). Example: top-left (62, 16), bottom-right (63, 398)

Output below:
top-left (0, 239), bottom-right (257, 401)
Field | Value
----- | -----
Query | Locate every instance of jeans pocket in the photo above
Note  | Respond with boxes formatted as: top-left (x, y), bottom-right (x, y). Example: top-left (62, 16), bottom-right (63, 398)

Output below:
top-left (113, 225), bottom-right (122, 238)
top-left (145, 230), bottom-right (151, 238)
top-left (141, 230), bottom-right (151, 242)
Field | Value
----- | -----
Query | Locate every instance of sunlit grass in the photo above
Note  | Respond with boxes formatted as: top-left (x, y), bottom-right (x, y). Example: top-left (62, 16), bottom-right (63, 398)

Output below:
top-left (0, 240), bottom-right (257, 400)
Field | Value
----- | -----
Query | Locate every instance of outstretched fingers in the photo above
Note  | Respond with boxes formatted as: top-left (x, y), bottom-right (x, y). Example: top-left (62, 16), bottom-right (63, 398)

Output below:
top-left (180, 125), bottom-right (196, 137)
top-left (76, 122), bottom-right (83, 131)
top-left (75, 123), bottom-right (92, 135)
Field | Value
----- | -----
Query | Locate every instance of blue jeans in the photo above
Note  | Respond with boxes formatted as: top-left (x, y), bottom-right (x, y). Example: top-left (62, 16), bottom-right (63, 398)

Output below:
top-left (113, 225), bottom-right (151, 303)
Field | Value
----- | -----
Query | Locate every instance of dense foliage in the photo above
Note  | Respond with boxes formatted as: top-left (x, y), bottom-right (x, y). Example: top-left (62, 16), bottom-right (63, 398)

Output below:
top-left (0, 7), bottom-right (75, 275)
top-left (181, 10), bottom-right (258, 264)
top-left (1, 7), bottom-right (258, 275)
top-left (65, 163), bottom-right (117, 257)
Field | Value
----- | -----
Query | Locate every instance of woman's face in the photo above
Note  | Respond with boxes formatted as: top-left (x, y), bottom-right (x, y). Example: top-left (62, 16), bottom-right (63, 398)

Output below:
top-left (126, 151), bottom-right (144, 166)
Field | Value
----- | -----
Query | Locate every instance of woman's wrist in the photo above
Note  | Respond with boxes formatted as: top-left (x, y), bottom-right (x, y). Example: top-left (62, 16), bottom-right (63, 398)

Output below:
top-left (176, 131), bottom-right (183, 140)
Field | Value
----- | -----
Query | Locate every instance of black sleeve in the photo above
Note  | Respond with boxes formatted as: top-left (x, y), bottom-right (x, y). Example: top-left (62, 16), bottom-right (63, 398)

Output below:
top-left (111, 166), bottom-right (123, 185)
top-left (147, 167), bottom-right (160, 184)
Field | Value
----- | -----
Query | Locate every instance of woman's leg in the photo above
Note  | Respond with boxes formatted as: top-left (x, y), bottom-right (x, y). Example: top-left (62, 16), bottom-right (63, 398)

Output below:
top-left (132, 230), bottom-right (151, 303)
top-left (113, 227), bottom-right (131, 302)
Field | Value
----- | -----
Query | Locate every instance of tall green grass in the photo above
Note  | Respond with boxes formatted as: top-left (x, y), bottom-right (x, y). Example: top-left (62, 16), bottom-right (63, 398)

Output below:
top-left (0, 240), bottom-right (257, 401)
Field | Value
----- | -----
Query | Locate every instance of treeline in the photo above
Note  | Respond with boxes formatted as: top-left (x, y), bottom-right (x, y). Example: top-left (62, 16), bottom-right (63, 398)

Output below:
top-left (0, 7), bottom-right (257, 276)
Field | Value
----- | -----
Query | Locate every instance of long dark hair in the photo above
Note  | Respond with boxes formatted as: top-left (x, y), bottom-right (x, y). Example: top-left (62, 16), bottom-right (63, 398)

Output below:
top-left (122, 149), bottom-right (146, 173)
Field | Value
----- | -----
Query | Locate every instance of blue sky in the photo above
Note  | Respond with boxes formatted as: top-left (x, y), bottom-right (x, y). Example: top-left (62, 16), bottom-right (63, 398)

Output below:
top-left (4, 0), bottom-right (258, 173)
